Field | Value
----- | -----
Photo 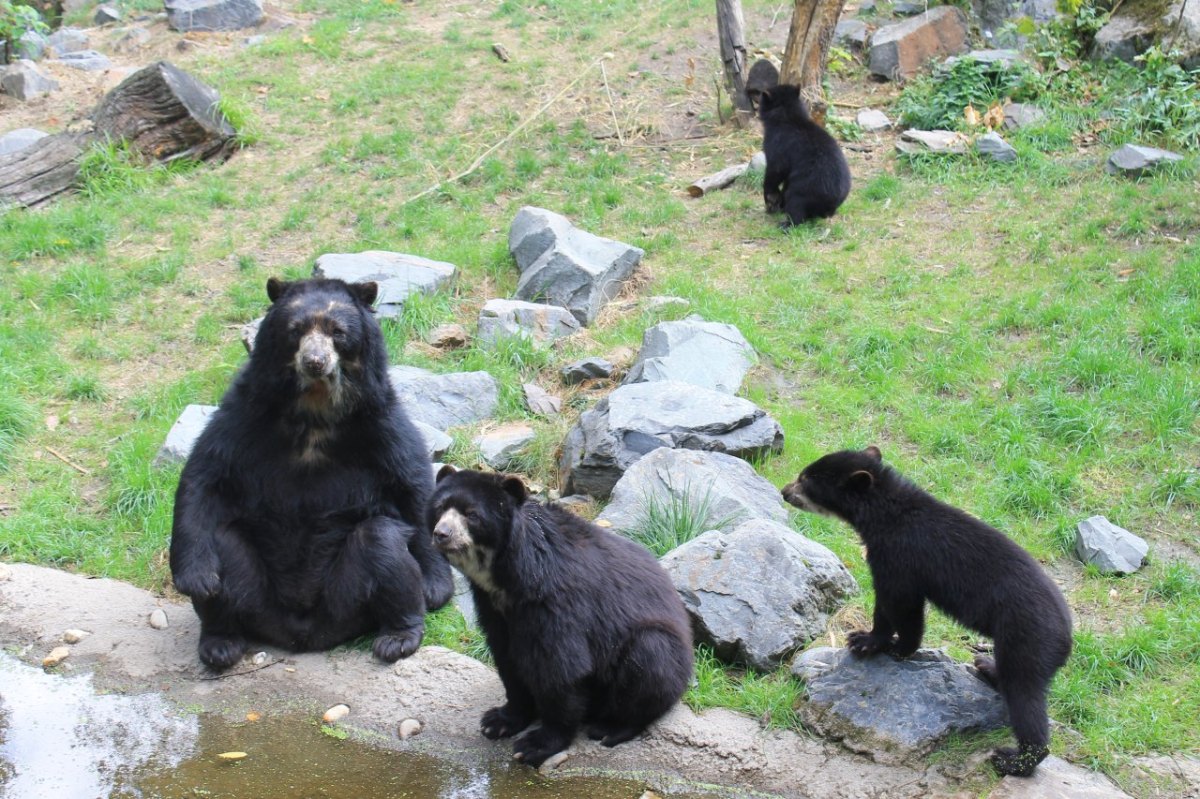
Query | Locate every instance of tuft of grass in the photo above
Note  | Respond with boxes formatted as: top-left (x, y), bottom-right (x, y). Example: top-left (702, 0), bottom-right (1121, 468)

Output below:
top-left (624, 478), bottom-right (737, 556)
top-left (0, 389), bottom-right (36, 471)
top-left (685, 646), bottom-right (804, 730)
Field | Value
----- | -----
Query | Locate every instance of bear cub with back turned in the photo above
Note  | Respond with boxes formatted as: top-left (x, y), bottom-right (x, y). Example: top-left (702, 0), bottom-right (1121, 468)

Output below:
top-left (429, 467), bottom-right (694, 768)
top-left (170, 277), bottom-right (453, 671)
top-left (782, 447), bottom-right (1072, 777)
top-left (758, 84), bottom-right (851, 226)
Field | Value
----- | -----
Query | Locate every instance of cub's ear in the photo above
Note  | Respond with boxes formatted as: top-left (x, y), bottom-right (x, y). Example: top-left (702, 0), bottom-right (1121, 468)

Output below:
top-left (845, 469), bottom-right (875, 491)
top-left (436, 464), bottom-right (458, 483)
top-left (501, 476), bottom-right (528, 503)
top-left (864, 445), bottom-right (882, 461)
top-left (266, 277), bottom-right (291, 303)
top-left (349, 281), bottom-right (379, 308)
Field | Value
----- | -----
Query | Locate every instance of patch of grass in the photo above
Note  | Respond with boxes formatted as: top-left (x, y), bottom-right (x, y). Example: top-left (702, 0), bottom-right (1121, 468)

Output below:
top-left (0, 389), bottom-right (36, 471)
top-left (424, 604), bottom-right (491, 663)
top-left (685, 646), bottom-right (804, 730)
top-left (625, 478), bottom-right (737, 557)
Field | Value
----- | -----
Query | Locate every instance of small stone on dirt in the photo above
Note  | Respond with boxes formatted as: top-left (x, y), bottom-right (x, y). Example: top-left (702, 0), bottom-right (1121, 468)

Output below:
top-left (398, 718), bottom-right (422, 739)
top-left (537, 750), bottom-right (569, 773)
top-left (323, 704), bottom-right (350, 723)
top-left (63, 629), bottom-right (90, 644)
top-left (428, 323), bottom-right (469, 349)
top-left (43, 646), bottom-right (70, 667)
top-left (251, 651), bottom-right (268, 665)
top-left (523, 383), bottom-right (561, 417)
top-left (148, 609), bottom-right (169, 629)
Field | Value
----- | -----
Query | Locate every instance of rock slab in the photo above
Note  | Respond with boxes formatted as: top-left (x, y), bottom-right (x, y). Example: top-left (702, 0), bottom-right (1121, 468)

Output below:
top-left (560, 357), bottom-right (614, 384)
top-left (793, 647), bottom-right (1008, 761)
top-left (1074, 515), bottom-right (1148, 574)
top-left (509, 206), bottom-right (643, 326)
top-left (1003, 102), bottom-right (1047, 130)
top-left (46, 27), bottom-right (88, 57)
top-left (474, 423), bottom-right (536, 470)
top-left (623, 318), bottom-right (756, 394)
top-left (897, 129), bottom-right (970, 154)
top-left (987, 755), bottom-right (1135, 799)
top-left (477, 299), bottom-right (580, 347)
top-left (559, 381), bottom-right (784, 499)
top-left (1, 61), bottom-right (60, 101)
top-left (977, 131), bottom-right (1018, 163)
top-left (0, 128), bottom-right (48, 157)
top-left (155, 404), bottom-right (218, 466)
top-left (869, 6), bottom-right (970, 80)
top-left (413, 420), bottom-right (453, 461)
top-left (389, 366), bottom-right (499, 432)
top-left (165, 0), bottom-right (265, 31)
top-left (662, 520), bottom-right (858, 670)
top-left (1105, 144), bottom-right (1184, 177)
top-left (857, 109), bottom-right (892, 132)
top-left (54, 51), bottom-right (113, 71)
top-left (313, 251), bottom-right (456, 319)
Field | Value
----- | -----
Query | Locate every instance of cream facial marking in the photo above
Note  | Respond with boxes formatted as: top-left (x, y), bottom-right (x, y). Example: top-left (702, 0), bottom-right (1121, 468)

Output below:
top-left (295, 330), bottom-right (338, 379)
top-left (433, 508), bottom-right (504, 599)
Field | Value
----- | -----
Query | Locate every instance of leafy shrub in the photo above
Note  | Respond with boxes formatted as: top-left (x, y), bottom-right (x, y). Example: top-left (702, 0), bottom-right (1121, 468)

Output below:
top-left (1110, 48), bottom-right (1200, 149)
top-left (0, 0), bottom-right (48, 61)
top-left (897, 56), bottom-right (1042, 130)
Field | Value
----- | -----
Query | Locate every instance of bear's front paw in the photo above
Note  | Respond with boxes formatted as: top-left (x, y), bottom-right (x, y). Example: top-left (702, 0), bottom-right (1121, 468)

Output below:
top-left (481, 705), bottom-right (533, 739)
top-left (512, 728), bottom-right (572, 768)
top-left (198, 634), bottom-right (246, 671)
top-left (373, 628), bottom-right (423, 662)
top-left (991, 744), bottom-right (1048, 777)
top-left (846, 630), bottom-right (892, 657)
top-left (173, 568), bottom-right (221, 600)
top-left (973, 655), bottom-right (1000, 688)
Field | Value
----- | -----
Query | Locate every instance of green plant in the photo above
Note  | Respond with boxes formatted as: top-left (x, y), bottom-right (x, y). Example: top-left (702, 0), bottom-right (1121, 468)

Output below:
top-left (1, 0), bottom-right (48, 62)
top-left (897, 56), bottom-right (1041, 130)
top-left (1110, 47), bottom-right (1200, 149)
top-left (625, 479), bottom-right (736, 556)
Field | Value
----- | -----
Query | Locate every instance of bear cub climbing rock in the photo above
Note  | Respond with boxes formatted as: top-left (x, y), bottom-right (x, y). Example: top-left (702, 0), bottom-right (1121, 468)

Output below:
top-left (758, 84), bottom-right (851, 226)
top-left (782, 447), bottom-right (1072, 777)
top-left (170, 277), bottom-right (452, 671)
top-left (429, 467), bottom-right (694, 768)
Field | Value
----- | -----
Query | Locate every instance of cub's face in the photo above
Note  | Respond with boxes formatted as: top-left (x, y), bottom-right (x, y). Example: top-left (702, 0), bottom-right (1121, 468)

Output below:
top-left (781, 446), bottom-right (882, 521)
top-left (428, 467), bottom-right (528, 595)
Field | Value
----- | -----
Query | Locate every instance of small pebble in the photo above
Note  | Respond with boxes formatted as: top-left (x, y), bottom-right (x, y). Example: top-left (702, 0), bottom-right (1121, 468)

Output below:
top-left (43, 646), bottom-right (70, 668)
top-left (398, 718), bottom-right (422, 740)
top-left (218, 751), bottom-right (247, 760)
top-left (63, 629), bottom-right (90, 644)
top-left (537, 750), bottom-right (569, 774)
top-left (428, 323), bottom-right (469, 349)
top-left (284, 667), bottom-right (296, 673)
top-left (251, 651), bottom-right (268, 665)
top-left (246, 711), bottom-right (262, 722)
top-left (148, 609), bottom-right (169, 629)
top-left (322, 704), bottom-right (350, 723)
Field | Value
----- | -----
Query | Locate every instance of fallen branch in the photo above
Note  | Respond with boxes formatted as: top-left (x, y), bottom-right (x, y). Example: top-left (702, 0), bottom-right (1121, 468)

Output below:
top-left (45, 446), bottom-right (90, 475)
top-left (599, 57), bottom-right (625, 146)
top-left (687, 162), bottom-right (750, 197)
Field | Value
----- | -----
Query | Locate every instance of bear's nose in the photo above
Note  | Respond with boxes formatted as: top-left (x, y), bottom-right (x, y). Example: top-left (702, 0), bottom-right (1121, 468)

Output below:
top-left (301, 353), bottom-right (329, 376)
top-left (433, 524), bottom-right (451, 545)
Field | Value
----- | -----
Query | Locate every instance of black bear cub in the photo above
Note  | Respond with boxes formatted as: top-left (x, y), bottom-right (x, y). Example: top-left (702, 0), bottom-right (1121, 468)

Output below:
top-left (429, 467), bottom-right (694, 768)
top-left (782, 447), bottom-right (1072, 777)
top-left (170, 277), bottom-right (452, 671)
top-left (758, 84), bottom-right (851, 226)
top-left (744, 58), bottom-right (780, 111)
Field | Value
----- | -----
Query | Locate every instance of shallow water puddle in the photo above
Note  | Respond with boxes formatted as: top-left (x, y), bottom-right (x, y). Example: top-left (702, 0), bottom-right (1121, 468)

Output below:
top-left (0, 654), bottom-right (691, 799)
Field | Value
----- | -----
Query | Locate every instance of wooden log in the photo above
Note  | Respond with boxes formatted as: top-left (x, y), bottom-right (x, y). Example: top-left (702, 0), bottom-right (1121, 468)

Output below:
top-left (93, 60), bottom-right (236, 163)
top-left (779, 0), bottom-right (848, 125)
top-left (0, 133), bottom-right (91, 208)
top-left (716, 0), bottom-right (754, 129)
top-left (687, 162), bottom-right (750, 197)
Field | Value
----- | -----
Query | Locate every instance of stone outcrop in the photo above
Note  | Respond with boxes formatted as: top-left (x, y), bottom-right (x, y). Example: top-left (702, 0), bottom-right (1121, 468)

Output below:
top-left (388, 366), bottom-right (499, 431)
top-left (313, 251), bottom-right (456, 318)
top-left (869, 6), bottom-right (970, 80)
top-left (623, 318), bottom-right (756, 394)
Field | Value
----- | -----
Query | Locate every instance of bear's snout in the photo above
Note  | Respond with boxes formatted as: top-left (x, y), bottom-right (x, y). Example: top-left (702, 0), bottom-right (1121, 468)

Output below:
top-left (432, 507), bottom-right (471, 553)
top-left (295, 331), bottom-right (339, 379)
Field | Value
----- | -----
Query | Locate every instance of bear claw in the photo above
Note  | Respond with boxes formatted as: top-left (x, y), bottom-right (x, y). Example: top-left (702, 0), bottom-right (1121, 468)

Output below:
top-left (198, 635), bottom-right (247, 671)
top-left (373, 629), bottom-right (423, 662)
top-left (481, 705), bottom-right (532, 739)
top-left (992, 745), bottom-right (1049, 777)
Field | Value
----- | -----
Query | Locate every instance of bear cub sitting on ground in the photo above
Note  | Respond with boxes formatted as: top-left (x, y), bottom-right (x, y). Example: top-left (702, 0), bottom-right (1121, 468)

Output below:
top-left (170, 277), bottom-right (452, 671)
top-left (429, 467), bottom-right (694, 768)
top-left (782, 447), bottom-right (1072, 777)
top-left (758, 84), bottom-right (851, 226)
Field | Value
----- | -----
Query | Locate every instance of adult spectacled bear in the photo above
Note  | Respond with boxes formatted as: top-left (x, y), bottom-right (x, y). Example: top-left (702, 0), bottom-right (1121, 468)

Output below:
top-left (170, 277), bottom-right (453, 671)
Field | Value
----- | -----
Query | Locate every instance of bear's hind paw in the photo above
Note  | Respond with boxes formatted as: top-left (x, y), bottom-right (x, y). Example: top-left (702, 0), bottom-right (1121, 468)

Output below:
top-left (846, 630), bottom-right (891, 657)
top-left (991, 745), bottom-right (1049, 777)
top-left (481, 705), bottom-right (533, 739)
top-left (199, 635), bottom-right (247, 671)
top-left (512, 729), bottom-right (571, 768)
top-left (374, 628), bottom-right (423, 662)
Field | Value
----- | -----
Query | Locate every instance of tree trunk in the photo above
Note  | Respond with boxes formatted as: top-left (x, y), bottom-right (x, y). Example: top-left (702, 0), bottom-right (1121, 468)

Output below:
top-left (93, 61), bottom-right (237, 163)
top-left (0, 133), bottom-right (90, 208)
top-left (779, 0), bottom-right (848, 124)
top-left (716, 0), bottom-right (754, 129)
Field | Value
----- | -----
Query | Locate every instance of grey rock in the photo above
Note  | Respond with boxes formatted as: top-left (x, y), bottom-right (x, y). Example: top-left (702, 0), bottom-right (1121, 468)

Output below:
top-left (313, 251), bottom-right (456, 319)
top-left (856, 109), bottom-right (892, 132)
top-left (897, 129), bottom-right (970, 154)
top-left (793, 647), bottom-right (1008, 761)
top-left (54, 50), bottom-right (113, 71)
top-left (508, 206), bottom-right (644, 326)
top-left (892, 1), bottom-right (925, 15)
top-left (661, 520), bottom-right (858, 670)
top-left (645, 295), bottom-right (690, 312)
top-left (835, 18), bottom-right (870, 50)
top-left (977, 131), bottom-right (1018, 163)
top-left (1, 61), bottom-right (59, 100)
top-left (560, 357), bottom-right (614, 385)
top-left (1075, 515), bottom-right (1148, 574)
top-left (154, 404), bottom-right (218, 466)
top-left (596, 447), bottom-right (788, 535)
top-left (987, 755), bottom-right (1135, 798)
top-left (1170, 0), bottom-right (1200, 69)
top-left (1105, 144), bottom-right (1184, 177)
top-left (552, 494), bottom-right (594, 514)
top-left (869, 6), bottom-right (969, 80)
top-left (973, 0), bottom-right (1059, 45)
top-left (477, 298), bottom-right (580, 348)
top-left (522, 383), bottom-right (561, 417)
top-left (15, 30), bottom-right (48, 61)
top-left (47, 27), bottom-right (88, 57)
top-left (0, 128), bottom-right (48, 156)
top-left (559, 381), bottom-right (784, 499)
top-left (240, 316), bottom-right (263, 354)
top-left (1090, 13), bottom-right (1155, 63)
top-left (94, 5), bottom-right (122, 24)
top-left (474, 423), bottom-right (536, 470)
top-left (749, 150), bottom-right (767, 171)
top-left (413, 420), bottom-right (452, 461)
top-left (244, 34), bottom-right (267, 46)
top-left (427, 323), bottom-right (469, 349)
top-left (165, 0), bottom-right (265, 31)
top-left (623, 318), bottom-right (756, 394)
top-left (451, 568), bottom-right (477, 628)
top-left (1002, 102), bottom-right (1047, 131)
top-left (388, 366), bottom-right (499, 431)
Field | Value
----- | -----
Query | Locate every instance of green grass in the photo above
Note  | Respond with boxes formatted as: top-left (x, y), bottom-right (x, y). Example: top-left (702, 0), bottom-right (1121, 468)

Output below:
top-left (624, 478), bottom-right (738, 556)
top-left (1, 0), bottom-right (1198, 787)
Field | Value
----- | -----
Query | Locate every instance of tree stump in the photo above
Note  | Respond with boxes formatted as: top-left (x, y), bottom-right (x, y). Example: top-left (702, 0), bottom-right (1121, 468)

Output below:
top-left (716, 0), bottom-right (754, 128)
top-left (0, 133), bottom-right (89, 208)
top-left (93, 61), bottom-right (236, 163)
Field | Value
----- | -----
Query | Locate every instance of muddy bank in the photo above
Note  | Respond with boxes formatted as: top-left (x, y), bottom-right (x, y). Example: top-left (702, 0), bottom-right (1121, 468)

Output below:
top-left (0, 563), bottom-right (957, 799)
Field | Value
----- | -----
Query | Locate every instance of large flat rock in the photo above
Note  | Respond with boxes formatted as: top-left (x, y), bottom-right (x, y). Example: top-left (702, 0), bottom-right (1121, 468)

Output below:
top-left (313, 251), bottom-right (456, 319)
top-left (165, 0), bottom-right (264, 31)
top-left (869, 6), bottom-right (970, 80)
top-left (623, 318), bottom-right (756, 394)
top-left (388, 366), bottom-right (499, 431)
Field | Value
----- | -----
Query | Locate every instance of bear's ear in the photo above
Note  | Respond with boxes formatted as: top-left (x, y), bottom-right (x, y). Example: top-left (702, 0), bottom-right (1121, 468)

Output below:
top-left (501, 476), bottom-right (527, 503)
top-left (349, 281), bottom-right (378, 308)
top-left (846, 469), bottom-right (875, 491)
top-left (266, 277), bottom-right (290, 303)
top-left (436, 464), bottom-right (458, 483)
top-left (864, 445), bottom-right (882, 461)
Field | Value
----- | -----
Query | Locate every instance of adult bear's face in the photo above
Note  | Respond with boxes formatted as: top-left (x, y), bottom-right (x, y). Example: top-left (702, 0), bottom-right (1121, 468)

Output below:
top-left (428, 466), bottom-right (528, 596)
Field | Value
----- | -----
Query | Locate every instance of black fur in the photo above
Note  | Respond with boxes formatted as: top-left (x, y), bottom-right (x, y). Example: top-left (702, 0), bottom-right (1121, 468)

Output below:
top-left (744, 58), bottom-right (780, 111)
top-left (428, 468), bottom-right (694, 768)
top-left (782, 447), bottom-right (1073, 777)
top-left (759, 84), bottom-right (851, 226)
top-left (170, 277), bottom-right (452, 672)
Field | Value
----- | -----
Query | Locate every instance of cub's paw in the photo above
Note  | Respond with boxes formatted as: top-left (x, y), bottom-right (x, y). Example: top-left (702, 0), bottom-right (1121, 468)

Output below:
top-left (586, 723), bottom-right (640, 748)
top-left (481, 705), bottom-right (533, 739)
top-left (991, 745), bottom-right (1049, 777)
top-left (173, 568), bottom-right (221, 600)
top-left (374, 628), bottom-right (423, 662)
top-left (973, 655), bottom-right (1000, 688)
top-left (198, 634), bottom-right (246, 671)
top-left (846, 630), bottom-right (892, 657)
top-left (512, 728), bottom-right (572, 768)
